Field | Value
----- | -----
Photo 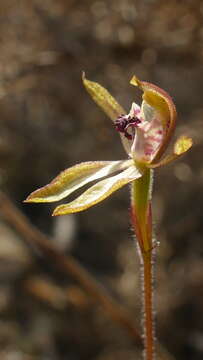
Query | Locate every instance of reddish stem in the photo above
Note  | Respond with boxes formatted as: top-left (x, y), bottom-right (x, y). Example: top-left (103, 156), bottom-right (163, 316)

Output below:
top-left (142, 250), bottom-right (155, 360)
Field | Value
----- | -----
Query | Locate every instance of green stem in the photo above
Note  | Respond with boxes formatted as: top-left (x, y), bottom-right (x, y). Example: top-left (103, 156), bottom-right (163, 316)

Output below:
top-left (131, 168), bottom-right (155, 360)
top-left (131, 168), bottom-right (153, 253)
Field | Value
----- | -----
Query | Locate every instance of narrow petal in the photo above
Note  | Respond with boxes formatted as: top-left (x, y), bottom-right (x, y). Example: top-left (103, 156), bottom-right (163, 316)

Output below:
top-left (130, 75), bottom-right (177, 163)
top-left (82, 73), bottom-right (131, 154)
top-left (25, 160), bottom-right (133, 203)
top-left (148, 136), bottom-right (192, 168)
top-left (82, 73), bottom-right (125, 121)
top-left (53, 165), bottom-right (143, 215)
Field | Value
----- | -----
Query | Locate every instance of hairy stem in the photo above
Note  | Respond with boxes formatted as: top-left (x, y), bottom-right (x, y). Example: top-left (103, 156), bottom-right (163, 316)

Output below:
top-left (131, 168), bottom-right (155, 360)
top-left (142, 250), bottom-right (155, 360)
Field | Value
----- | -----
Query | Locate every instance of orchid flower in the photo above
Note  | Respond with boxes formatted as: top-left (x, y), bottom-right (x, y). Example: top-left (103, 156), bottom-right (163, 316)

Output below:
top-left (25, 74), bottom-right (192, 360)
top-left (25, 74), bottom-right (191, 218)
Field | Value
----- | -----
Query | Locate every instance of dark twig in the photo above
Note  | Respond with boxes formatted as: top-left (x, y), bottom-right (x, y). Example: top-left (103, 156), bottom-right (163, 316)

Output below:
top-left (0, 191), bottom-right (142, 346)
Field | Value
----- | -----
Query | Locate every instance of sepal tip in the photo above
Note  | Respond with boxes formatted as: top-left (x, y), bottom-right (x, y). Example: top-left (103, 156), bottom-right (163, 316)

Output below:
top-left (130, 75), bottom-right (141, 88)
top-left (174, 135), bottom-right (192, 155)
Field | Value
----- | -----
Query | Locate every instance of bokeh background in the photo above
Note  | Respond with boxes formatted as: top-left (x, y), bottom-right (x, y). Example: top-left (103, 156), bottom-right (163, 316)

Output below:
top-left (0, 0), bottom-right (202, 359)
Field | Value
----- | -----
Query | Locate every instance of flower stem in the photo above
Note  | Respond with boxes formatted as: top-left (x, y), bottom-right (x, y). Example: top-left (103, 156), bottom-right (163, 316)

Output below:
top-left (131, 168), bottom-right (155, 360)
top-left (142, 250), bottom-right (155, 360)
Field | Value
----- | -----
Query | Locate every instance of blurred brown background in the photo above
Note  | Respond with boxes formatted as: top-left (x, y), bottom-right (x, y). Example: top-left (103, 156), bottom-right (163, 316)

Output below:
top-left (0, 0), bottom-right (202, 359)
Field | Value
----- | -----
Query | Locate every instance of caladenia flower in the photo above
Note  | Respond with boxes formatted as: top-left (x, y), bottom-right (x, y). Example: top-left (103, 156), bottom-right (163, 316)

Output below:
top-left (25, 74), bottom-right (192, 251)
top-left (25, 74), bottom-right (192, 360)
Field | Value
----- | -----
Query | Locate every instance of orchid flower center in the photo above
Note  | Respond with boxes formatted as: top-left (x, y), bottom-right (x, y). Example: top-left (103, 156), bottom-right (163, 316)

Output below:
top-left (114, 115), bottom-right (141, 140)
top-left (114, 102), bottom-right (164, 163)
